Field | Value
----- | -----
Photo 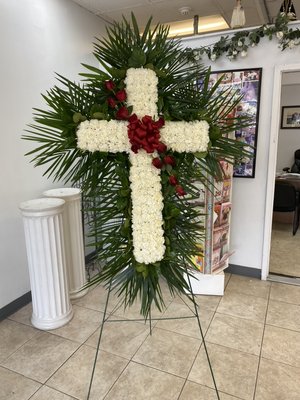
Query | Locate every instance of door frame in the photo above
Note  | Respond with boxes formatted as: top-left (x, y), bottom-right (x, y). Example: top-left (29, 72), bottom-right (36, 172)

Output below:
top-left (261, 63), bottom-right (300, 280)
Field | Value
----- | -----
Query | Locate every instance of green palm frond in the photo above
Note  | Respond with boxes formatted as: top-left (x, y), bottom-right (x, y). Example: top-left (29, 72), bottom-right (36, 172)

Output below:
top-left (23, 13), bottom-right (253, 317)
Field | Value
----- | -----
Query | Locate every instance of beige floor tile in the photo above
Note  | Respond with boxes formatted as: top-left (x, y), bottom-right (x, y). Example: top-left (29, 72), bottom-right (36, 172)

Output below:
top-left (85, 318), bottom-right (150, 359)
top-left (0, 319), bottom-right (38, 363)
top-left (104, 361), bottom-right (184, 400)
top-left (49, 305), bottom-right (101, 343)
top-left (173, 294), bottom-right (222, 312)
top-left (113, 299), bottom-right (166, 322)
top-left (180, 381), bottom-right (241, 400)
top-left (30, 385), bottom-right (76, 399)
top-left (0, 366), bottom-right (41, 400)
top-left (255, 358), bottom-right (300, 400)
top-left (262, 325), bottom-right (300, 367)
top-left (224, 273), bottom-right (231, 288)
top-left (206, 313), bottom-right (264, 355)
top-left (225, 274), bottom-right (271, 299)
top-left (8, 303), bottom-right (33, 326)
top-left (269, 222), bottom-right (300, 277)
top-left (133, 327), bottom-right (201, 377)
top-left (73, 284), bottom-right (122, 313)
top-left (156, 301), bottom-right (214, 339)
top-left (267, 299), bottom-right (300, 332)
top-left (270, 282), bottom-right (300, 305)
top-left (47, 345), bottom-right (128, 400)
top-left (217, 291), bottom-right (268, 322)
top-left (189, 343), bottom-right (259, 400)
top-left (3, 332), bottom-right (79, 383)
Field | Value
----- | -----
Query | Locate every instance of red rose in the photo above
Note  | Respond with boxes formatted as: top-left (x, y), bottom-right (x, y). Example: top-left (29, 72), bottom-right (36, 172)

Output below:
top-left (107, 97), bottom-right (116, 108)
top-left (115, 89), bottom-right (127, 102)
top-left (104, 80), bottom-right (115, 91)
top-left (163, 155), bottom-right (176, 167)
top-left (157, 142), bottom-right (167, 153)
top-left (128, 114), bottom-right (138, 123)
top-left (152, 157), bottom-right (163, 169)
top-left (116, 106), bottom-right (130, 120)
top-left (176, 185), bottom-right (186, 196)
top-left (155, 117), bottom-right (165, 129)
top-left (169, 175), bottom-right (178, 186)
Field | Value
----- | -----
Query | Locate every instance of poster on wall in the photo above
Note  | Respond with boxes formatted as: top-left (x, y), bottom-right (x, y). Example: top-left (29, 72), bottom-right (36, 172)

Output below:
top-left (207, 68), bottom-right (262, 178)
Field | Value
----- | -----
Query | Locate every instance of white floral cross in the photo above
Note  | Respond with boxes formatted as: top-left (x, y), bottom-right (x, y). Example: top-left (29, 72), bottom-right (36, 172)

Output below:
top-left (77, 68), bottom-right (210, 264)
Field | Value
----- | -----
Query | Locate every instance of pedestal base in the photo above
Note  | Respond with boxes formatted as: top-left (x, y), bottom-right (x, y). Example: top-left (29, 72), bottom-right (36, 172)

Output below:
top-left (185, 270), bottom-right (225, 295)
top-left (31, 307), bottom-right (73, 330)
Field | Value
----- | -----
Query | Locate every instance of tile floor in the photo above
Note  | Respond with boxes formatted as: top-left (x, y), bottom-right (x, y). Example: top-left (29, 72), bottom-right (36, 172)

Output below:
top-left (1, 274), bottom-right (300, 399)
top-left (269, 221), bottom-right (300, 277)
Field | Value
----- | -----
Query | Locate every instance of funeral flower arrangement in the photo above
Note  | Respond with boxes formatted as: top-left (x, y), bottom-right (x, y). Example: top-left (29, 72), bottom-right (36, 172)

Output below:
top-left (24, 14), bottom-right (251, 316)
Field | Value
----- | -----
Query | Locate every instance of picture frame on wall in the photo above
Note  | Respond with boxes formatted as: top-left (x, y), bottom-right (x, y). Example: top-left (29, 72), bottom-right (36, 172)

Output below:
top-left (281, 106), bottom-right (300, 129)
top-left (206, 68), bottom-right (262, 178)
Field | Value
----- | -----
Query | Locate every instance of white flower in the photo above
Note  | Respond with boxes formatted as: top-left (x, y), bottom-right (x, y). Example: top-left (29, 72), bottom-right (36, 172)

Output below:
top-left (276, 31), bottom-right (284, 40)
top-left (125, 68), bottom-right (158, 118)
top-left (237, 40), bottom-right (243, 47)
top-left (288, 40), bottom-right (295, 49)
top-left (251, 42), bottom-right (256, 47)
top-left (77, 120), bottom-right (130, 153)
top-left (210, 53), bottom-right (217, 61)
top-left (161, 120), bottom-right (210, 153)
top-left (241, 50), bottom-right (248, 57)
top-left (232, 50), bottom-right (238, 55)
top-left (129, 150), bottom-right (165, 264)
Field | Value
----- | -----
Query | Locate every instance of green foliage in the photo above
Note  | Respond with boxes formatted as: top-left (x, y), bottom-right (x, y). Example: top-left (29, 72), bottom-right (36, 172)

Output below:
top-left (23, 13), bottom-right (252, 317)
top-left (186, 13), bottom-right (300, 62)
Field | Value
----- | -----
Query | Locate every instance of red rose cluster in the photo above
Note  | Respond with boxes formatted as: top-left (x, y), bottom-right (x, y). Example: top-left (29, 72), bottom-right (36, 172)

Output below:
top-left (104, 80), bottom-right (129, 120)
top-left (127, 114), bottom-right (165, 154)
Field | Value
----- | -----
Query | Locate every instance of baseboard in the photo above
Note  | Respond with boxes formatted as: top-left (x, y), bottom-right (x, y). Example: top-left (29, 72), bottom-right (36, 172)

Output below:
top-left (0, 291), bottom-right (32, 321)
top-left (227, 264), bottom-right (262, 279)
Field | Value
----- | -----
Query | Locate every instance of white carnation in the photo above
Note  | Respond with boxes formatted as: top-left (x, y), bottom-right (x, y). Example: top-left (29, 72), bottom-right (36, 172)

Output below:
top-left (125, 68), bottom-right (158, 118)
top-left (77, 120), bottom-right (130, 153)
top-left (161, 120), bottom-right (210, 153)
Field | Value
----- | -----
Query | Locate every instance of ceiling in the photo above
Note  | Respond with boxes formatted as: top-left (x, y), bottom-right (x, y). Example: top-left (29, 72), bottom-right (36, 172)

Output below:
top-left (70, 0), bottom-right (299, 30)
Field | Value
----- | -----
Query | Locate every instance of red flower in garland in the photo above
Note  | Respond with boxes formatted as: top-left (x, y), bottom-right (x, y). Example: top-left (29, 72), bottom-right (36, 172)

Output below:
top-left (116, 106), bottom-right (130, 120)
top-left (176, 185), bottom-right (186, 196)
top-left (157, 142), bottom-right (167, 154)
top-left (107, 97), bottom-right (116, 108)
top-left (104, 80), bottom-right (115, 91)
top-left (152, 157), bottom-right (163, 169)
top-left (169, 175), bottom-right (178, 186)
top-left (115, 89), bottom-right (127, 102)
top-left (163, 155), bottom-right (176, 167)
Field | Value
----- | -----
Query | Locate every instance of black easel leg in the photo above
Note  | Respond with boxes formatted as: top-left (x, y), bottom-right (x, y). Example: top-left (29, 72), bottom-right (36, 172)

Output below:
top-left (186, 272), bottom-right (220, 400)
top-left (149, 307), bottom-right (153, 336)
top-left (87, 280), bottom-right (112, 400)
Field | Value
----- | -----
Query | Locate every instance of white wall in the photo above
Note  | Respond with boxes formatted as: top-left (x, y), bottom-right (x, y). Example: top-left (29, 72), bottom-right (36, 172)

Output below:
top-left (0, 0), bottom-right (106, 309)
top-left (182, 26), bottom-right (300, 270)
top-left (276, 83), bottom-right (300, 172)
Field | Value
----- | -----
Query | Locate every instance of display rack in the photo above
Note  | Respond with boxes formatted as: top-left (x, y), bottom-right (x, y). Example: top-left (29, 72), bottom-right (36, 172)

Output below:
top-left (188, 161), bottom-right (234, 295)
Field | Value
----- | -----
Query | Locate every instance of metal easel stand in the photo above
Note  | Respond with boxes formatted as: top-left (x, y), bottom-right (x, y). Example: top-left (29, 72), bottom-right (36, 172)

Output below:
top-left (86, 274), bottom-right (220, 400)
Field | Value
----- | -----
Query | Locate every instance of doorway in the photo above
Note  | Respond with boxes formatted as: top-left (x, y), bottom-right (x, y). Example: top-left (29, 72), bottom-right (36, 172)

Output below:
top-left (262, 64), bottom-right (300, 284)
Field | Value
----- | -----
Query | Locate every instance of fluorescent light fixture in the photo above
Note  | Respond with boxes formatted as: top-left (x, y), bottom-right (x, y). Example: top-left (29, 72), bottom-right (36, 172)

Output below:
top-left (166, 15), bottom-right (229, 38)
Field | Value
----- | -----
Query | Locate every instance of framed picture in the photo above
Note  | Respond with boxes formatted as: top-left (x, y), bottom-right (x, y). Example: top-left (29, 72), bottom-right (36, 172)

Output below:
top-left (205, 68), bottom-right (262, 178)
top-left (281, 106), bottom-right (300, 129)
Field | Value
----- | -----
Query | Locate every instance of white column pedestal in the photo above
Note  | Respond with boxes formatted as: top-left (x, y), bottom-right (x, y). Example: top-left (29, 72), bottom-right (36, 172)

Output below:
top-left (19, 198), bottom-right (73, 330)
top-left (43, 188), bottom-right (88, 299)
top-left (185, 270), bottom-right (225, 295)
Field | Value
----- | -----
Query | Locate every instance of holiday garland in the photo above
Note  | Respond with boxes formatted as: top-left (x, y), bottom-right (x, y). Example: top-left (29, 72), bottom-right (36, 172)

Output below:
top-left (23, 14), bottom-right (251, 316)
top-left (186, 13), bottom-right (300, 63)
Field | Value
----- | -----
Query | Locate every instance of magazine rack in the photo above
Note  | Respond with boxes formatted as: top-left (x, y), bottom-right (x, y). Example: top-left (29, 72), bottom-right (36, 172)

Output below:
top-left (188, 161), bottom-right (233, 295)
